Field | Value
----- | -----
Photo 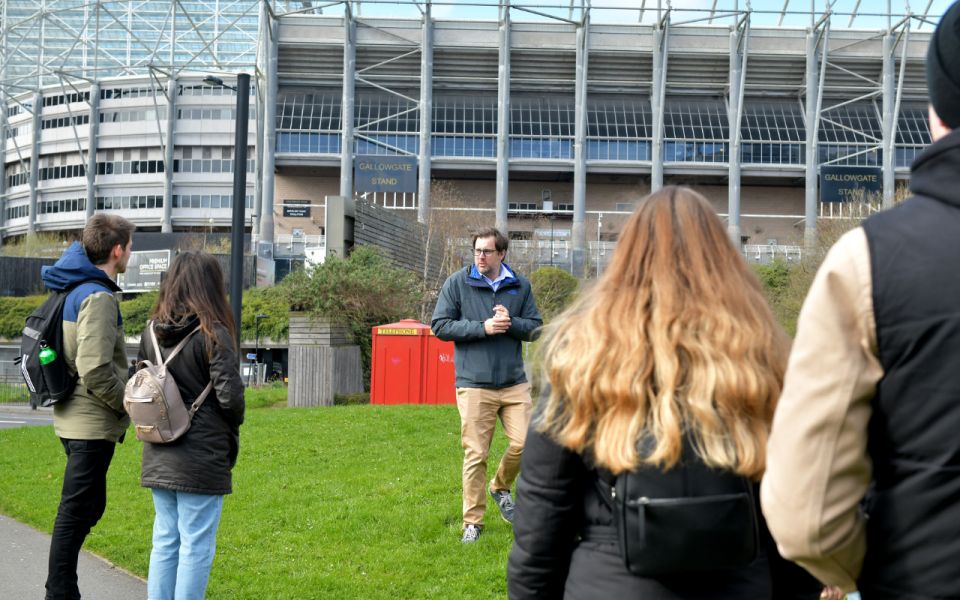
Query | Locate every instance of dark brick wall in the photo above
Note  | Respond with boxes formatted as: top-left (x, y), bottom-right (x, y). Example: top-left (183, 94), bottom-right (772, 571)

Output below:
top-left (353, 200), bottom-right (440, 281)
top-left (0, 257), bottom-right (56, 296)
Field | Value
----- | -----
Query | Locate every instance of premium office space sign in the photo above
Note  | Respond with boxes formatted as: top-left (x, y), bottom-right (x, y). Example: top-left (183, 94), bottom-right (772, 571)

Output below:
top-left (819, 166), bottom-right (882, 203)
top-left (116, 250), bottom-right (171, 292)
top-left (354, 155), bottom-right (417, 193)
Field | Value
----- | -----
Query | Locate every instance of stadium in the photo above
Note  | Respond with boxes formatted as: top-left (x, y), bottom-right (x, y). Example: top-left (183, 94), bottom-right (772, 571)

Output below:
top-left (0, 0), bottom-right (951, 277)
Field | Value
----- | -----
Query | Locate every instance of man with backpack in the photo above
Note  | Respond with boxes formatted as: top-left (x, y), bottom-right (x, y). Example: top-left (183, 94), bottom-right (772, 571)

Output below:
top-left (41, 214), bottom-right (134, 600)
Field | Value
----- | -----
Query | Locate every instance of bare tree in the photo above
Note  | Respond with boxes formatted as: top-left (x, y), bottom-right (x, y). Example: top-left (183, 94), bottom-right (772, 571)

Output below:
top-left (1, 232), bottom-right (73, 257)
top-left (418, 180), bottom-right (491, 321)
top-left (766, 182), bottom-right (911, 335)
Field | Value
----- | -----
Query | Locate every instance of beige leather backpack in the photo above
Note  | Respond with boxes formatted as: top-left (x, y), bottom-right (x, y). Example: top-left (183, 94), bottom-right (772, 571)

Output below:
top-left (124, 321), bottom-right (213, 444)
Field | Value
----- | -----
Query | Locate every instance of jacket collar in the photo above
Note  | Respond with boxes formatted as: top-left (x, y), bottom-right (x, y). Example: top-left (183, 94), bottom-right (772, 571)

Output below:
top-left (910, 128), bottom-right (960, 209)
top-left (465, 263), bottom-right (520, 289)
top-left (41, 241), bottom-right (122, 292)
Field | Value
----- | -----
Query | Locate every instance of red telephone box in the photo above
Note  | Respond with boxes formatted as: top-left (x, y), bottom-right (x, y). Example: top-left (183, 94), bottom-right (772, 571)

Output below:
top-left (370, 319), bottom-right (456, 405)
top-left (423, 334), bottom-right (456, 405)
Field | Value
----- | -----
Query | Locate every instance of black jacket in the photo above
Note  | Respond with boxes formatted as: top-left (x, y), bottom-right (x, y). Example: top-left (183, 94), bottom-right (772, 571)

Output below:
top-left (431, 264), bottom-right (542, 389)
top-left (137, 317), bottom-right (245, 495)
top-left (857, 128), bottom-right (960, 598)
top-left (508, 424), bottom-right (821, 600)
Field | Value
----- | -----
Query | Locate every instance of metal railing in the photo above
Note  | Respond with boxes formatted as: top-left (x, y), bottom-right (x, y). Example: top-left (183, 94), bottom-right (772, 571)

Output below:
top-left (274, 234), bottom-right (325, 247)
top-left (0, 367), bottom-right (30, 406)
top-left (743, 244), bottom-right (803, 264)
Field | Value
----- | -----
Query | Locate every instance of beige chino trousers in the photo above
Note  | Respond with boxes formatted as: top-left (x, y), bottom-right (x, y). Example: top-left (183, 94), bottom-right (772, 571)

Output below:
top-left (456, 382), bottom-right (532, 526)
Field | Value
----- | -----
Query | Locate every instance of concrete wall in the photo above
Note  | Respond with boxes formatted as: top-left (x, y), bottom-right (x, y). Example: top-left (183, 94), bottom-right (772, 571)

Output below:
top-left (274, 172), bottom-right (806, 246)
top-left (274, 175), bottom-right (338, 236)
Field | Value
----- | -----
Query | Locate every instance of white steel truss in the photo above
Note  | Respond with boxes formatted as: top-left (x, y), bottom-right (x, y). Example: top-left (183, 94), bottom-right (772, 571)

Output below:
top-left (1, 0), bottom-right (261, 235)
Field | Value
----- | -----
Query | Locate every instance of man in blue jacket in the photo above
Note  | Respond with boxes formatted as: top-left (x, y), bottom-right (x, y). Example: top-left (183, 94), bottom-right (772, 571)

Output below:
top-left (432, 227), bottom-right (542, 544)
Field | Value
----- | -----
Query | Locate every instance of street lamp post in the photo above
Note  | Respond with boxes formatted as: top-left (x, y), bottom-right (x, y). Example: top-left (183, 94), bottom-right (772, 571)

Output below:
top-left (253, 313), bottom-right (267, 385)
top-left (543, 199), bottom-right (555, 268)
top-left (549, 213), bottom-right (555, 267)
top-left (203, 74), bottom-right (249, 352)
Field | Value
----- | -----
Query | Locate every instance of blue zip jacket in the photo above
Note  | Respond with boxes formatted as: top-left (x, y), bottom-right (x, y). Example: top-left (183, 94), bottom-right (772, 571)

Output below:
top-left (431, 264), bottom-right (542, 389)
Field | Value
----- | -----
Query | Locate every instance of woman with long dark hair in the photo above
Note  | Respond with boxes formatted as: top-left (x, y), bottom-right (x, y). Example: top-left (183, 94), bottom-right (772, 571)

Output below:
top-left (137, 251), bottom-right (244, 600)
top-left (507, 186), bottom-right (822, 599)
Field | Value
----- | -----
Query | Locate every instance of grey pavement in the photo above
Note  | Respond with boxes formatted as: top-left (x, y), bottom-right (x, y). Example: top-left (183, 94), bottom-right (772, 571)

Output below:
top-left (0, 404), bottom-right (53, 429)
top-left (0, 407), bottom-right (146, 598)
top-left (0, 513), bottom-right (146, 599)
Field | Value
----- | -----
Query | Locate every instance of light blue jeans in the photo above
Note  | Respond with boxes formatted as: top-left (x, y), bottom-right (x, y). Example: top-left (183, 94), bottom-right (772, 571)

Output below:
top-left (147, 489), bottom-right (225, 600)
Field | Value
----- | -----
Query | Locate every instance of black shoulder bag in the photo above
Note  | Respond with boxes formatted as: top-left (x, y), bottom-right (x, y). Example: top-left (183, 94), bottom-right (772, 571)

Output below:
top-left (594, 446), bottom-right (760, 577)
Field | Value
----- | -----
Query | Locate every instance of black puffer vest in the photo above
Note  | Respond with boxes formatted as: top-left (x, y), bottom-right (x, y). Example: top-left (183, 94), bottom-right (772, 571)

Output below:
top-left (860, 129), bottom-right (960, 599)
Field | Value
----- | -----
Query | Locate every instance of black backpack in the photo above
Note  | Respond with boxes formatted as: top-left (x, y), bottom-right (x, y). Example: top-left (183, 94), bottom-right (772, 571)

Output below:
top-left (16, 280), bottom-right (103, 408)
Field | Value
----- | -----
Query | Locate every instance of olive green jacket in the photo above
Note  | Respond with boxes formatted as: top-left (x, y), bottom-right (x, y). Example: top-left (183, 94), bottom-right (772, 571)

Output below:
top-left (41, 242), bottom-right (130, 442)
top-left (53, 289), bottom-right (130, 441)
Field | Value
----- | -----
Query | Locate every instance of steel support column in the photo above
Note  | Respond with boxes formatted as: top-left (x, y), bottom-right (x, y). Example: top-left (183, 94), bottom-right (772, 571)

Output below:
top-left (881, 33), bottom-right (896, 209)
top-left (571, 16), bottom-right (589, 277)
top-left (340, 10), bottom-right (356, 199)
top-left (727, 19), bottom-right (748, 246)
top-left (495, 3), bottom-right (511, 234)
top-left (27, 91), bottom-right (41, 235)
top-left (252, 5), bottom-right (265, 247)
top-left (161, 75), bottom-right (176, 232)
top-left (417, 3), bottom-right (433, 224)
top-left (0, 3), bottom-right (7, 237)
top-left (651, 23), bottom-right (667, 193)
top-left (0, 98), bottom-right (6, 235)
top-left (253, 95), bottom-right (262, 246)
top-left (85, 82), bottom-right (100, 221)
top-left (259, 13), bottom-right (278, 245)
top-left (804, 31), bottom-right (821, 250)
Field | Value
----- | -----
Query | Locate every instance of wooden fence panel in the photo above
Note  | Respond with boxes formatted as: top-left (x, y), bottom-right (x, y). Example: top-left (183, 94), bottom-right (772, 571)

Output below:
top-left (287, 313), bottom-right (364, 407)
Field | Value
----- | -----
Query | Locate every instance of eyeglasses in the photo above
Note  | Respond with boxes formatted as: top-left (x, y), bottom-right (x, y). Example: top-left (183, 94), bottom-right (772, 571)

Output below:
top-left (472, 249), bottom-right (498, 257)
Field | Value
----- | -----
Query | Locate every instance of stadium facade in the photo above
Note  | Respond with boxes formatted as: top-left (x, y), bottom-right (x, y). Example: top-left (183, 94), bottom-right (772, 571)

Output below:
top-left (1, 1), bottom-right (261, 238)
top-left (0, 1), bottom-right (946, 276)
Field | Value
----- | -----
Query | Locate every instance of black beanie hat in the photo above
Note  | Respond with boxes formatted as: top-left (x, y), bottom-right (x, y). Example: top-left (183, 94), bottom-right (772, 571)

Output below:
top-left (928, 0), bottom-right (960, 129)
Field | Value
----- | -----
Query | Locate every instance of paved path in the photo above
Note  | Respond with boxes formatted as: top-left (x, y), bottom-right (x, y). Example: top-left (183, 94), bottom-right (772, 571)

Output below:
top-left (0, 513), bottom-right (147, 599)
top-left (0, 407), bottom-right (146, 597)
top-left (0, 404), bottom-right (53, 429)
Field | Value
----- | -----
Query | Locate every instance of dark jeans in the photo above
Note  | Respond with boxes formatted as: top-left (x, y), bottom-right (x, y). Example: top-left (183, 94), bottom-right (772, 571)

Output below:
top-left (45, 438), bottom-right (116, 600)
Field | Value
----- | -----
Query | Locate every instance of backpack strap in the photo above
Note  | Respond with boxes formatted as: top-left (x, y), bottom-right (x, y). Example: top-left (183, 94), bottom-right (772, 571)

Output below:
top-left (149, 321), bottom-right (201, 367)
top-left (187, 382), bottom-right (215, 417)
top-left (147, 321), bottom-right (214, 416)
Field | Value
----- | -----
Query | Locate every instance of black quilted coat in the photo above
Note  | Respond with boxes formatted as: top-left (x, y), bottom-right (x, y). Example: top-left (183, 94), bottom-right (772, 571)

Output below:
top-left (136, 316), bottom-right (245, 495)
top-left (507, 424), bottom-right (823, 600)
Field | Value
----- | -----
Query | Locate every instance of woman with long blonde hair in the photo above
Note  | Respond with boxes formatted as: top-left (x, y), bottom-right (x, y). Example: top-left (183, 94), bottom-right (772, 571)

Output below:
top-left (507, 186), bottom-right (820, 599)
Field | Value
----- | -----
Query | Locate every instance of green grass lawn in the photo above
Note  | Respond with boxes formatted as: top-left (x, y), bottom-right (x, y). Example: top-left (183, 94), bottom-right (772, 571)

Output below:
top-left (0, 405), bottom-right (516, 599)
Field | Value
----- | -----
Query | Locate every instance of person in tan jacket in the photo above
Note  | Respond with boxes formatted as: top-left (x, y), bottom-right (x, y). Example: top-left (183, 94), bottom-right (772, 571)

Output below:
top-left (761, 3), bottom-right (960, 598)
top-left (41, 214), bottom-right (134, 600)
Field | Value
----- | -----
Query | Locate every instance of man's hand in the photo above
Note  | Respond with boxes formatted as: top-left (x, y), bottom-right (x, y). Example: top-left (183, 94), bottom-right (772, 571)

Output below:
top-left (484, 306), bottom-right (511, 335)
top-left (820, 587), bottom-right (846, 600)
